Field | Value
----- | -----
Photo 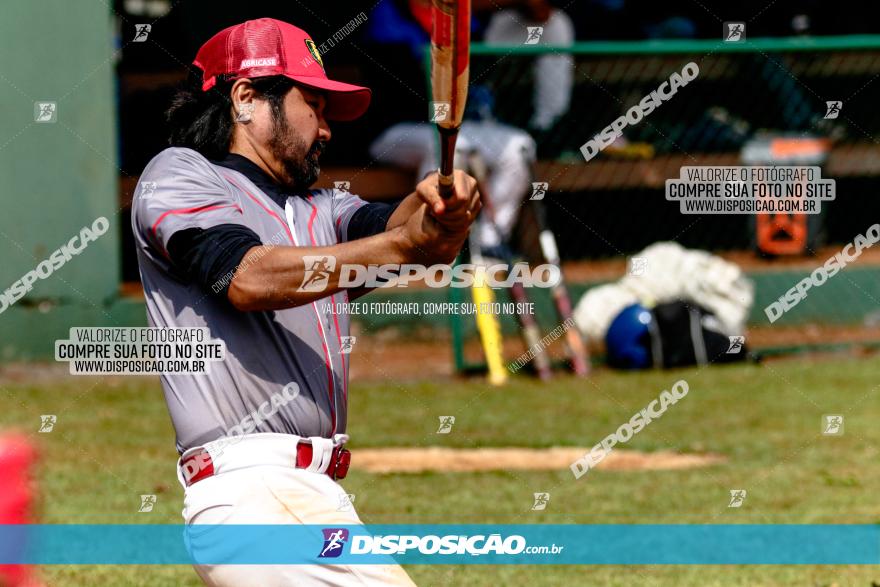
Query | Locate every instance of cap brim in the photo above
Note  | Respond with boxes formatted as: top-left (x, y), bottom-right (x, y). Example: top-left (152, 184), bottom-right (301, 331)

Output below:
top-left (285, 75), bottom-right (371, 122)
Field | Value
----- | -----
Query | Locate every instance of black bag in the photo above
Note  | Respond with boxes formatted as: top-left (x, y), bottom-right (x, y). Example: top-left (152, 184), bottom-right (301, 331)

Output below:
top-left (647, 300), bottom-right (748, 369)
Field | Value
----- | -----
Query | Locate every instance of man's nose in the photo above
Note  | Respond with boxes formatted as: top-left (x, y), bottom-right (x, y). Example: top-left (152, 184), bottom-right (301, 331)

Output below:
top-left (318, 117), bottom-right (331, 142)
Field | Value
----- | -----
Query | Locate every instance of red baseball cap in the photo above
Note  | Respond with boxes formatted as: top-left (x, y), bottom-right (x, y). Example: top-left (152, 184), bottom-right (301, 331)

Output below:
top-left (193, 18), bottom-right (371, 121)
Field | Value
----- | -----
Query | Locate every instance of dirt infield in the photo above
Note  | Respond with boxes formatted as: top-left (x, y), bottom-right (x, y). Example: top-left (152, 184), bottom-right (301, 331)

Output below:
top-left (353, 447), bottom-right (726, 474)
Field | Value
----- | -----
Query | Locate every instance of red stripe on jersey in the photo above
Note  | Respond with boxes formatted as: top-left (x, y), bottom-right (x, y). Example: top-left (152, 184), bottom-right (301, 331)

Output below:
top-left (150, 203), bottom-right (243, 239)
top-left (221, 174), bottom-right (294, 243)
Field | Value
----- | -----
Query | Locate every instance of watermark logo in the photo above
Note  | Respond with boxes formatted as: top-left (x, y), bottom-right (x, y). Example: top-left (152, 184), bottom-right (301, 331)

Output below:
top-left (182, 383), bottom-right (301, 482)
top-left (431, 101), bottom-right (450, 122)
top-left (0, 217), bottom-right (110, 315)
top-left (138, 494), bottom-right (157, 512)
top-left (571, 380), bottom-right (690, 479)
top-left (667, 166), bottom-right (835, 215)
top-left (437, 416), bottom-right (455, 434)
top-left (727, 336), bottom-right (745, 354)
top-left (510, 317), bottom-right (575, 373)
top-left (299, 256), bottom-right (336, 292)
top-left (723, 22), bottom-right (746, 42)
top-left (337, 493), bottom-right (356, 512)
top-left (334, 181), bottom-right (350, 192)
top-left (299, 262), bottom-right (559, 291)
top-left (38, 415), bottom-right (57, 433)
top-left (728, 489), bottom-right (747, 508)
top-left (824, 101), bottom-right (842, 119)
top-left (350, 533), bottom-right (545, 556)
top-left (531, 492), bottom-right (550, 511)
top-left (765, 224), bottom-right (879, 323)
top-left (524, 27), bottom-right (544, 45)
top-left (55, 327), bottom-right (225, 376)
top-left (139, 181), bottom-right (157, 199)
top-left (339, 336), bottom-right (356, 354)
top-left (822, 414), bottom-right (844, 436)
top-left (581, 63), bottom-right (698, 162)
top-left (34, 102), bottom-right (57, 123)
top-left (211, 383), bottom-right (300, 454)
top-left (211, 231), bottom-right (286, 294)
top-left (530, 182), bottom-right (548, 200)
top-left (133, 24), bottom-right (151, 42)
top-left (628, 257), bottom-right (648, 276)
top-left (319, 528), bottom-right (349, 558)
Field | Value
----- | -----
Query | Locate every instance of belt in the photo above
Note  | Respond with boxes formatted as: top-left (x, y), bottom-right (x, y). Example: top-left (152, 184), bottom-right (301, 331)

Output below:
top-left (179, 433), bottom-right (351, 487)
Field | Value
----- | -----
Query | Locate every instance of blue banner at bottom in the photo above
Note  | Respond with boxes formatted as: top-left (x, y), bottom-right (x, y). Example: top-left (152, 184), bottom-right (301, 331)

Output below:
top-left (1, 525), bottom-right (878, 565)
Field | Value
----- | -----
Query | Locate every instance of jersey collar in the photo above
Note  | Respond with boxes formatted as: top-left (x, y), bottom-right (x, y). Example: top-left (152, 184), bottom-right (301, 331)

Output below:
top-left (213, 153), bottom-right (294, 209)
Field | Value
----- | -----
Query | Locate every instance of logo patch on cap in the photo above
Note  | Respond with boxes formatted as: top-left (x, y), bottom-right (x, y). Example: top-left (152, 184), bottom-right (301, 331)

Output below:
top-left (305, 39), bottom-right (324, 71)
top-left (240, 57), bottom-right (278, 68)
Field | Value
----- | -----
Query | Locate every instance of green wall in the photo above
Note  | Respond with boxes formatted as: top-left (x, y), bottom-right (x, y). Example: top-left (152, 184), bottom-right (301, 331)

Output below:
top-left (0, 1), bottom-right (119, 359)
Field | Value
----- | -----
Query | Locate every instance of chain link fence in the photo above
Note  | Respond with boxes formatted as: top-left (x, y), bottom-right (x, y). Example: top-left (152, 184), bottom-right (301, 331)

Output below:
top-left (442, 37), bottom-right (880, 370)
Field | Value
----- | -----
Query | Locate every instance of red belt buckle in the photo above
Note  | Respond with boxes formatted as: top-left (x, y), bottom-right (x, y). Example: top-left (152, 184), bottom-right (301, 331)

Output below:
top-left (329, 448), bottom-right (351, 480)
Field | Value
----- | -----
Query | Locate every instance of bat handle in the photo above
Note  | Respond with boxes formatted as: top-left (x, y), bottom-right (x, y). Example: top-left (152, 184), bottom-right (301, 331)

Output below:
top-left (438, 171), bottom-right (455, 199)
top-left (437, 126), bottom-right (459, 199)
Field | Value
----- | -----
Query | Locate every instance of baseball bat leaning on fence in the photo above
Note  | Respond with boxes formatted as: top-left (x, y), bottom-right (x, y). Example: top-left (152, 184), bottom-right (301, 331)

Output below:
top-left (530, 184), bottom-right (590, 376)
top-left (467, 228), bottom-right (509, 386)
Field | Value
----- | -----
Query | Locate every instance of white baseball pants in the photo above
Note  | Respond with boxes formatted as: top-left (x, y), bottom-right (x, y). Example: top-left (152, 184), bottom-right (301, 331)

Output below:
top-left (177, 433), bottom-right (416, 587)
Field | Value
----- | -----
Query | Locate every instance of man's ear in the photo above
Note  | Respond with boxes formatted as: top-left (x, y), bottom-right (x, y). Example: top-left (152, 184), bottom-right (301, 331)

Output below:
top-left (230, 79), bottom-right (256, 121)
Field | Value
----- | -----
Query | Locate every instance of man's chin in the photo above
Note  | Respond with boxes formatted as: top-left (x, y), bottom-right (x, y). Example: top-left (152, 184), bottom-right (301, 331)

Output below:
top-left (280, 165), bottom-right (320, 191)
top-left (303, 166), bottom-right (320, 188)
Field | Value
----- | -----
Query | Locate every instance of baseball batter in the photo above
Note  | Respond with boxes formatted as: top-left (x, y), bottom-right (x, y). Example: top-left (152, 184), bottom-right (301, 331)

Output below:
top-left (131, 18), bottom-right (480, 586)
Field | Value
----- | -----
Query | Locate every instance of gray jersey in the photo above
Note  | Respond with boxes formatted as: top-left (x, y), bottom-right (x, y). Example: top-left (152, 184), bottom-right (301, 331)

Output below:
top-left (132, 148), bottom-right (367, 453)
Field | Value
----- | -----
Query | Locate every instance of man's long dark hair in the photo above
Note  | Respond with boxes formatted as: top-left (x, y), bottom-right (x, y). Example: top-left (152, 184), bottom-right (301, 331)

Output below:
top-left (166, 71), bottom-right (296, 160)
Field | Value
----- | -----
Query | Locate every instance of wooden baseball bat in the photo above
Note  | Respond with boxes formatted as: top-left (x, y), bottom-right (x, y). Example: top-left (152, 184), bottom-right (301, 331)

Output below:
top-left (431, 0), bottom-right (471, 199)
top-left (533, 198), bottom-right (591, 377)
top-left (469, 234), bottom-right (509, 386)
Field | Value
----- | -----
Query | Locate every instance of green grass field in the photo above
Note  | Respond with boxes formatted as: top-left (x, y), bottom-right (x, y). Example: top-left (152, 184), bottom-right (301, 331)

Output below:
top-left (2, 355), bottom-right (879, 586)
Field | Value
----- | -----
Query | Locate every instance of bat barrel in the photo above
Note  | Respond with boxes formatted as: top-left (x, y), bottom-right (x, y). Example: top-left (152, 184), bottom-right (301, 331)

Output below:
top-left (431, 0), bottom-right (470, 200)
